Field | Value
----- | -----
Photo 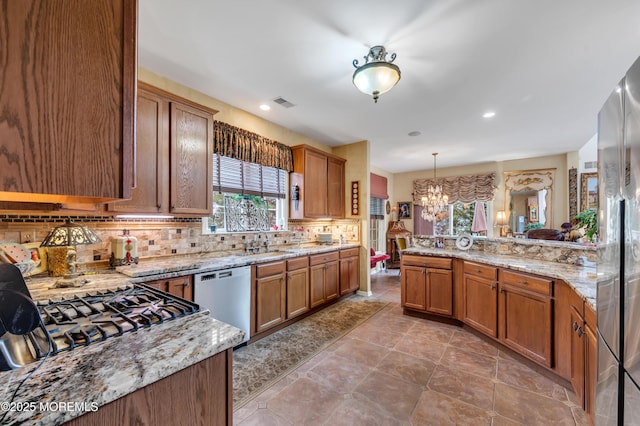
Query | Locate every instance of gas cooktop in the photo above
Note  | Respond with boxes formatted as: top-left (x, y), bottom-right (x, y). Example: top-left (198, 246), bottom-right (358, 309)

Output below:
top-left (25, 285), bottom-right (200, 360)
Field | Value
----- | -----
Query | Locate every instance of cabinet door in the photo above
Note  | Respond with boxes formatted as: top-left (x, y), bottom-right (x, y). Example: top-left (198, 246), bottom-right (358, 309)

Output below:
top-left (402, 266), bottom-right (427, 311)
top-left (499, 284), bottom-right (553, 367)
top-left (287, 268), bottom-right (309, 319)
top-left (324, 260), bottom-right (340, 302)
top-left (327, 157), bottom-right (345, 218)
top-left (569, 306), bottom-right (585, 407)
top-left (167, 276), bottom-right (193, 301)
top-left (110, 89), bottom-right (168, 213)
top-left (303, 150), bottom-right (328, 217)
top-left (426, 268), bottom-right (453, 316)
top-left (0, 0), bottom-right (136, 203)
top-left (585, 322), bottom-right (597, 421)
top-left (309, 264), bottom-right (326, 308)
top-left (170, 102), bottom-right (213, 215)
top-left (256, 274), bottom-right (286, 333)
top-left (339, 256), bottom-right (360, 295)
top-left (463, 274), bottom-right (498, 337)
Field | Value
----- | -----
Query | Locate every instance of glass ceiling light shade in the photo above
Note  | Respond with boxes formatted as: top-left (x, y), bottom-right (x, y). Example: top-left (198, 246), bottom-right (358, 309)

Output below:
top-left (421, 153), bottom-right (449, 222)
top-left (40, 219), bottom-right (102, 248)
top-left (352, 45), bottom-right (401, 103)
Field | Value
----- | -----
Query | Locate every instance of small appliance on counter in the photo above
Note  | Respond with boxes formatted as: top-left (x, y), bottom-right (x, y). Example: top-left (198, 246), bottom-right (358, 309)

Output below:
top-left (110, 230), bottom-right (139, 267)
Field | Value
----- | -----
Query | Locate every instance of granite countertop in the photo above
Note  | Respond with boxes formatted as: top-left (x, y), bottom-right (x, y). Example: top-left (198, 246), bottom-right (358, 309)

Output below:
top-left (402, 247), bottom-right (597, 310)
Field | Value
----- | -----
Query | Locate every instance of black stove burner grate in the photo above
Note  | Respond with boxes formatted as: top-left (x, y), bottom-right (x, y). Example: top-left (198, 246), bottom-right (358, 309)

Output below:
top-left (27, 284), bottom-right (200, 358)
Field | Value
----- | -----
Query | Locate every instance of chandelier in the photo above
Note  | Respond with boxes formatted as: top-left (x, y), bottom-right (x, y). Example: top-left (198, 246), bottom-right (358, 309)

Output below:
top-left (352, 46), bottom-right (401, 103)
top-left (421, 153), bottom-right (449, 221)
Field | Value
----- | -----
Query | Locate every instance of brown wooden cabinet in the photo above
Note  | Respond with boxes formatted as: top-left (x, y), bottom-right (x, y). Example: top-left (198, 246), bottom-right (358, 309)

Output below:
top-left (309, 251), bottom-right (339, 308)
top-left (143, 275), bottom-right (194, 301)
top-left (401, 255), bottom-right (453, 317)
top-left (286, 257), bottom-right (310, 319)
top-left (570, 304), bottom-right (586, 406)
top-left (499, 270), bottom-right (553, 368)
top-left (255, 261), bottom-right (286, 333)
top-left (0, 0), bottom-right (137, 204)
top-left (290, 145), bottom-right (345, 219)
top-left (585, 313), bottom-right (597, 424)
top-left (66, 348), bottom-right (232, 426)
top-left (462, 262), bottom-right (498, 337)
top-left (339, 248), bottom-right (360, 295)
top-left (110, 83), bottom-right (215, 216)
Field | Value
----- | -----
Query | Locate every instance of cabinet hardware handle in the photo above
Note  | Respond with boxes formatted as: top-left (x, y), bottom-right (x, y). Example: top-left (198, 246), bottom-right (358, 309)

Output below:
top-left (576, 327), bottom-right (584, 337)
top-left (500, 288), bottom-right (504, 294)
top-left (490, 285), bottom-right (496, 290)
top-left (573, 321), bottom-right (578, 331)
top-left (475, 269), bottom-right (481, 273)
top-left (518, 280), bottom-right (527, 284)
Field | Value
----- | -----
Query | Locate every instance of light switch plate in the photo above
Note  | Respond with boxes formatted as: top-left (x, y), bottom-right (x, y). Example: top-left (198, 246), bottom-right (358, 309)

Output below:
top-left (20, 231), bottom-right (35, 244)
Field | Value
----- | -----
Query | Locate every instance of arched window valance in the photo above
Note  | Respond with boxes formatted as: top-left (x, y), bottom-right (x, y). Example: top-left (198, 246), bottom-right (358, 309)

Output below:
top-left (413, 172), bottom-right (497, 203)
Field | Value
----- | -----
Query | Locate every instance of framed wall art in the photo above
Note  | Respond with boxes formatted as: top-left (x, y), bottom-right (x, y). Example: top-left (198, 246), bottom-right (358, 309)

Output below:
top-left (397, 201), bottom-right (412, 219)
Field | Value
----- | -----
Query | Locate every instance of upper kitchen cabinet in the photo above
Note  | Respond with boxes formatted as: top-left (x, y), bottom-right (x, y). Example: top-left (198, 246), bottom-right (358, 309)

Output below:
top-left (290, 145), bottom-right (345, 219)
top-left (0, 0), bottom-right (137, 204)
top-left (109, 83), bottom-right (215, 216)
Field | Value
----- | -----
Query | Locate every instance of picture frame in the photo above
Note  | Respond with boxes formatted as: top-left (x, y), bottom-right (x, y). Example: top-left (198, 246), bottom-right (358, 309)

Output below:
top-left (580, 172), bottom-right (598, 212)
top-left (23, 242), bottom-right (48, 277)
top-left (397, 201), bottom-right (412, 219)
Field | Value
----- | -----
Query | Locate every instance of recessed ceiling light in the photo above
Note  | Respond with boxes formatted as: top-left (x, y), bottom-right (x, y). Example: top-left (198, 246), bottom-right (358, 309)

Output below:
top-left (483, 111), bottom-right (496, 118)
top-left (408, 131), bottom-right (421, 137)
top-left (259, 104), bottom-right (271, 111)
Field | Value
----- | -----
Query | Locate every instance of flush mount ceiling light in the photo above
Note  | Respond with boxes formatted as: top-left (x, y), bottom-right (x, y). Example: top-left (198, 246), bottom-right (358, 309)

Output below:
top-left (352, 45), bottom-right (401, 103)
top-left (483, 111), bottom-right (496, 118)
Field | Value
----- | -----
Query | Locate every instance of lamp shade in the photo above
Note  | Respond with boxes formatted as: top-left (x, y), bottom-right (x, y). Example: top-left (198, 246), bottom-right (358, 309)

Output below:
top-left (496, 210), bottom-right (507, 226)
top-left (352, 45), bottom-right (401, 103)
top-left (40, 220), bottom-right (101, 247)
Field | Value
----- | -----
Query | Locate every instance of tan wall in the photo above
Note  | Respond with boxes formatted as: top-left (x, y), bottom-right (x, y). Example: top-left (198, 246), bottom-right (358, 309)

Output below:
top-left (393, 153), bottom-right (570, 234)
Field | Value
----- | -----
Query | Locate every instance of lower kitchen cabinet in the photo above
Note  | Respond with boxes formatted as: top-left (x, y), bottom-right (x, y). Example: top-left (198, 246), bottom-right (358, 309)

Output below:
top-left (339, 248), bottom-right (360, 295)
top-left (585, 318), bottom-right (597, 422)
top-left (462, 261), bottom-right (498, 337)
top-left (499, 270), bottom-right (553, 368)
top-left (143, 275), bottom-right (193, 301)
top-left (286, 256), bottom-right (310, 319)
top-left (255, 261), bottom-right (286, 333)
top-left (309, 251), bottom-right (339, 308)
top-left (66, 348), bottom-right (233, 426)
top-left (401, 255), bottom-right (453, 316)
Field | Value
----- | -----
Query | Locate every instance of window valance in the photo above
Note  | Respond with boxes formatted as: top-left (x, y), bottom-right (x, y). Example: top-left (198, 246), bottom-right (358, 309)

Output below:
top-left (213, 121), bottom-right (293, 171)
top-left (413, 172), bottom-right (496, 203)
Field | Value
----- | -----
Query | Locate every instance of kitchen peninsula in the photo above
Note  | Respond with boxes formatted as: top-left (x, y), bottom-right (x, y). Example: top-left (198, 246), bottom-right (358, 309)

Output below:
top-left (0, 242), bottom-right (360, 425)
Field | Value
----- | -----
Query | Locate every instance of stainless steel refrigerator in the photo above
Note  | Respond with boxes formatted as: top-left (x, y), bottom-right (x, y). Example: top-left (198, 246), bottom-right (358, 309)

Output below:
top-left (596, 55), bottom-right (640, 425)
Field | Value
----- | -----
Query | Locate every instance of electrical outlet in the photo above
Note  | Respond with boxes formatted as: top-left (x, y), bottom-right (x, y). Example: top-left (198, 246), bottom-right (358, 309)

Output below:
top-left (20, 231), bottom-right (35, 243)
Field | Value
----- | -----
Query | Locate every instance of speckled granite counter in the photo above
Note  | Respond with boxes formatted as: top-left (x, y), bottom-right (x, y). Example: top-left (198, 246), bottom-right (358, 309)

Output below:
top-left (402, 247), bottom-right (597, 310)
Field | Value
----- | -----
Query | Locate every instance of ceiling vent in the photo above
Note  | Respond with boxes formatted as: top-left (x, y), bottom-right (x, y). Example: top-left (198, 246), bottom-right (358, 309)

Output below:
top-left (584, 161), bottom-right (597, 169)
top-left (272, 97), bottom-right (295, 108)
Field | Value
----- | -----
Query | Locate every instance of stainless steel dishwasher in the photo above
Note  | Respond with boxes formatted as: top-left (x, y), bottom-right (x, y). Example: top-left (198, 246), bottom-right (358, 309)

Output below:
top-left (194, 266), bottom-right (251, 343)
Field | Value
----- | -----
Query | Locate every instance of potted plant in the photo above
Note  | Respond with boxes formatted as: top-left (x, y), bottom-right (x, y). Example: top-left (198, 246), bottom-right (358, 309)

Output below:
top-left (575, 209), bottom-right (598, 243)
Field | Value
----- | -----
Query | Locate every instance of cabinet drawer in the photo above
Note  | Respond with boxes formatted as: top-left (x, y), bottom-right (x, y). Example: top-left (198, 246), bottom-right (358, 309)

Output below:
top-left (309, 251), bottom-right (339, 266)
top-left (463, 261), bottom-right (498, 280)
top-left (501, 270), bottom-right (552, 295)
top-left (287, 256), bottom-right (309, 271)
top-left (402, 255), bottom-right (452, 270)
top-left (340, 248), bottom-right (359, 258)
top-left (255, 261), bottom-right (286, 278)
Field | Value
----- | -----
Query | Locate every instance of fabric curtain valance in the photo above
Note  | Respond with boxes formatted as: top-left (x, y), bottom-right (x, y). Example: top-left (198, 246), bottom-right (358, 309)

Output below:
top-left (413, 172), bottom-right (496, 203)
top-left (213, 121), bottom-right (293, 172)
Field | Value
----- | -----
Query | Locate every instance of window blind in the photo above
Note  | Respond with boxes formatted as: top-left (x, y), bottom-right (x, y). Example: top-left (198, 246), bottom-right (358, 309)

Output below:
top-left (213, 154), bottom-right (286, 198)
top-left (370, 197), bottom-right (385, 219)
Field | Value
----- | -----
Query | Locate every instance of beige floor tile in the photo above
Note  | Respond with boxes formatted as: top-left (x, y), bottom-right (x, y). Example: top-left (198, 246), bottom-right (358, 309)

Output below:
top-left (266, 377), bottom-right (343, 425)
top-left (324, 397), bottom-right (406, 426)
top-left (236, 407), bottom-right (294, 426)
top-left (450, 329), bottom-right (500, 357)
top-left (347, 322), bottom-right (406, 348)
top-left (353, 370), bottom-right (424, 421)
top-left (410, 389), bottom-right (492, 425)
top-left (408, 320), bottom-right (456, 344)
top-left (394, 332), bottom-right (448, 362)
top-left (375, 350), bottom-right (436, 387)
top-left (428, 364), bottom-right (496, 410)
top-left (494, 383), bottom-right (576, 425)
top-left (331, 336), bottom-right (390, 368)
top-left (491, 414), bottom-right (523, 425)
top-left (496, 356), bottom-right (568, 401)
top-left (439, 346), bottom-right (498, 379)
top-left (306, 353), bottom-right (371, 393)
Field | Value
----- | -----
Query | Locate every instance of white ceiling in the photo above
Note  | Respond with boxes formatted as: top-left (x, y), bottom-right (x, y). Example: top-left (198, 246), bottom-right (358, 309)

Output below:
top-left (138, 0), bottom-right (640, 173)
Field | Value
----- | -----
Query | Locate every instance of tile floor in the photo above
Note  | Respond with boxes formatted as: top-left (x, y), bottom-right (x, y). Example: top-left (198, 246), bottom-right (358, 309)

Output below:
top-left (233, 270), bottom-right (590, 425)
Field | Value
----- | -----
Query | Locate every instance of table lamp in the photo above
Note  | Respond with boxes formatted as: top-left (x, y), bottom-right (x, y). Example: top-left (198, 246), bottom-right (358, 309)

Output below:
top-left (496, 211), bottom-right (508, 237)
top-left (40, 219), bottom-right (101, 282)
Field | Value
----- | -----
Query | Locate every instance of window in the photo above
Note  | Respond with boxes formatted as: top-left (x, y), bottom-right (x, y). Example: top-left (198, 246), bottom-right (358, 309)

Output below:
top-left (205, 155), bottom-right (287, 233)
top-left (416, 201), bottom-right (493, 237)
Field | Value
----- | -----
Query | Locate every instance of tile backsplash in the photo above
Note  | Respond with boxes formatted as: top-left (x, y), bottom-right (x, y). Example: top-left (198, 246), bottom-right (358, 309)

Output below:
top-left (0, 215), bottom-right (361, 273)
